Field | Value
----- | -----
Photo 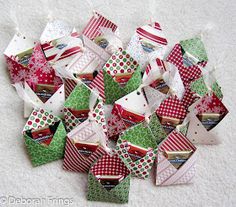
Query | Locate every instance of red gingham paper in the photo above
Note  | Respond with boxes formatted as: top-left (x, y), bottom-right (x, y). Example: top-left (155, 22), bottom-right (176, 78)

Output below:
top-left (91, 154), bottom-right (130, 176)
top-left (167, 44), bottom-right (207, 87)
top-left (181, 84), bottom-right (199, 110)
top-left (156, 95), bottom-right (187, 119)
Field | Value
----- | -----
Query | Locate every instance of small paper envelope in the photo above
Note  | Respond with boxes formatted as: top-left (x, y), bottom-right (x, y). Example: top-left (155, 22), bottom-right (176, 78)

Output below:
top-left (116, 114), bottom-right (166, 179)
top-left (64, 83), bottom-right (107, 132)
top-left (63, 119), bottom-right (107, 173)
top-left (42, 32), bottom-right (82, 70)
top-left (156, 130), bottom-right (197, 186)
top-left (107, 89), bottom-right (149, 138)
top-left (127, 22), bottom-right (168, 69)
top-left (186, 92), bottom-right (228, 144)
top-left (90, 48), bottom-right (142, 104)
top-left (40, 19), bottom-right (73, 44)
top-left (4, 33), bottom-right (35, 83)
top-left (22, 108), bottom-right (67, 167)
top-left (22, 43), bottom-right (65, 118)
top-left (143, 58), bottom-right (185, 100)
top-left (87, 154), bottom-right (131, 203)
top-left (167, 37), bottom-right (208, 87)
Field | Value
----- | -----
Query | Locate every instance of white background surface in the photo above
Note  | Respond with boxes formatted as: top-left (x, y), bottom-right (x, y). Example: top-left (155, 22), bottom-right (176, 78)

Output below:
top-left (0, 0), bottom-right (236, 206)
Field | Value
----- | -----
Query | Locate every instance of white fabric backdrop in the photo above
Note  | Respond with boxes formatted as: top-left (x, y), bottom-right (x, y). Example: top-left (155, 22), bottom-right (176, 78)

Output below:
top-left (0, 0), bottom-right (235, 206)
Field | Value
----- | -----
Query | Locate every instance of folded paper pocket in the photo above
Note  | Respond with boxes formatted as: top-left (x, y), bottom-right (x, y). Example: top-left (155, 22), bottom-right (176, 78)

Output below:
top-left (63, 118), bottom-right (107, 173)
top-left (187, 92), bottom-right (228, 144)
top-left (116, 114), bottom-right (166, 179)
top-left (4, 33), bottom-right (35, 83)
top-left (64, 83), bottom-right (106, 132)
top-left (87, 154), bottom-right (130, 203)
top-left (156, 95), bottom-right (187, 134)
top-left (156, 130), bottom-right (197, 186)
top-left (167, 39), bottom-right (208, 87)
top-left (22, 108), bottom-right (67, 167)
top-left (90, 48), bottom-right (142, 104)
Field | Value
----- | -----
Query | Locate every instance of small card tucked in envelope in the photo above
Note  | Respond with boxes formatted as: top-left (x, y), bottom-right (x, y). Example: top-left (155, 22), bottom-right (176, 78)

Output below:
top-left (90, 48), bottom-right (142, 104)
top-left (87, 154), bottom-right (130, 203)
top-left (156, 130), bottom-right (197, 186)
top-left (22, 108), bottom-right (66, 167)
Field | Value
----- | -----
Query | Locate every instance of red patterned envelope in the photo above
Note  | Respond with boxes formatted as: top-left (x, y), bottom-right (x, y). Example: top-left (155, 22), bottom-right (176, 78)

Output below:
top-left (167, 43), bottom-right (207, 87)
top-left (187, 92), bottom-right (228, 144)
top-left (107, 89), bottom-right (149, 139)
top-left (4, 33), bottom-right (35, 83)
top-left (63, 118), bottom-right (107, 173)
top-left (156, 130), bottom-right (197, 186)
top-left (22, 43), bottom-right (64, 117)
top-left (156, 95), bottom-right (187, 134)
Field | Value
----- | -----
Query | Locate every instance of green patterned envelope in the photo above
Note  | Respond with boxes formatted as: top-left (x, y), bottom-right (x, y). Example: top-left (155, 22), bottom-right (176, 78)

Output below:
top-left (116, 114), bottom-right (166, 179)
top-left (190, 76), bottom-right (223, 99)
top-left (23, 108), bottom-right (67, 167)
top-left (90, 48), bottom-right (142, 104)
top-left (180, 37), bottom-right (208, 63)
top-left (87, 154), bottom-right (130, 203)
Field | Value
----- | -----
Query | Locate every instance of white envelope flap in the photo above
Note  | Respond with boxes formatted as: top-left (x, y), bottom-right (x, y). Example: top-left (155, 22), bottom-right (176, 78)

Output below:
top-left (4, 33), bottom-right (35, 57)
top-left (115, 89), bottom-right (149, 115)
top-left (187, 112), bottom-right (219, 144)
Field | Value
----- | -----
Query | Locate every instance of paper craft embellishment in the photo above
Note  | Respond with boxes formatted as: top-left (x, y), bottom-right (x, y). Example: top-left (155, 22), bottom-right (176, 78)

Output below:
top-left (186, 92), bottom-right (228, 144)
top-left (4, 33), bottom-right (35, 83)
top-left (87, 154), bottom-right (131, 203)
top-left (116, 114), bottom-right (166, 179)
top-left (63, 104), bottom-right (108, 172)
top-left (127, 22), bottom-right (168, 69)
top-left (156, 130), bottom-right (197, 186)
top-left (107, 88), bottom-right (150, 139)
top-left (90, 48), bottom-right (142, 104)
top-left (22, 108), bottom-right (66, 167)
top-left (20, 43), bottom-right (65, 117)
top-left (64, 83), bottom-right (107, 133)
top-left (167, 37), bottom-right (208, 87)
top-left (156, 95), bottom-right (187, 135)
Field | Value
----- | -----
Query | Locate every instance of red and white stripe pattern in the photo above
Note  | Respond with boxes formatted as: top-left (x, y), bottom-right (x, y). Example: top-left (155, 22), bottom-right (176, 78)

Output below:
top-left (82, 12), bottom-right (118, 40)
top-left (167, 44), bottom-right (207, 87)
top-left (90, 154), bottom-right (130, 176)
top-left (41, 32), bottom-right (81, 62)
top-left (63, 137), bottom-right (107, 173)
top-left (156, 95), bottom-right (187, 119)
top-left (156, 130), bottom-right (197, 186)
top-left (136, 22), bottom-right (168, 46)
top-left (64, 78), bottom-right (77, 99)
top-left (144, 58), bottom-right (167, 76)
top-left (90, 70), bottom-right (105, 100)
